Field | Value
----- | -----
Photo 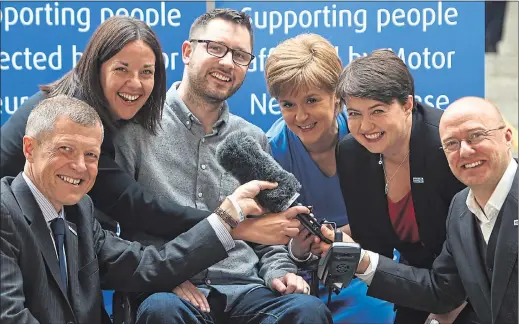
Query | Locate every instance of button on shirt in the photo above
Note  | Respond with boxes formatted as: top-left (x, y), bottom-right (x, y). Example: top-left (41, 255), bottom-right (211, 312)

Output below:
top-left (22, 173), bottom-right (68, 279)
top-left (113, 81), bottom-right (288, 312)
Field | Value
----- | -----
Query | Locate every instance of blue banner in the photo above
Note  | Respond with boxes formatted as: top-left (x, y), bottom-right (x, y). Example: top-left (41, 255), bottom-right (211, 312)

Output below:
top-left (2, 1), bottom-right (484, 131)
top-left (216, 1), bottom-right (485, 131)
top-left (0, 1), bottom-right (206, 125)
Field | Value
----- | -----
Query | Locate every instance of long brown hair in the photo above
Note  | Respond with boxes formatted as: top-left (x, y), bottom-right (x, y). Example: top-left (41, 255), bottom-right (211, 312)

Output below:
top-left (40, 16), bottom-right (166, 134)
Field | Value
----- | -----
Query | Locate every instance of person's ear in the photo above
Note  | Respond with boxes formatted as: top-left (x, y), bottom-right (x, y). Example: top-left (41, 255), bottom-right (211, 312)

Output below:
top-left (504, 126), bottom-right (514, 148)
top-left (181, 41), bottom-right (194, 64)
top-left (23, 136), bottom-right (37, 162)
top-left (334, 97), bottom-right (341, 117)
top-left (403, 95), bottom-right (414, 116)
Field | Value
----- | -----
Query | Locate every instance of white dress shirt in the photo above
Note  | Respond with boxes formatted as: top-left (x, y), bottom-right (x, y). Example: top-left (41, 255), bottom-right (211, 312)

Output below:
top-left (358, 157), bottom-right (517, 285)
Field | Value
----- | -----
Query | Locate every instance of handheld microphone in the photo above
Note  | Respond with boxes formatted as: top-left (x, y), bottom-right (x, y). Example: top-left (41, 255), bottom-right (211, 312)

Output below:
top-left (216, 132), bottom-right (332, 244)
top-left (216, 131), bottom-right (301, 213)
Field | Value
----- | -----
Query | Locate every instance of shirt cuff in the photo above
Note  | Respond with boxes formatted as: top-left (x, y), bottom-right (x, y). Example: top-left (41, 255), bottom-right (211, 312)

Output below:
top-left (207, 214), bottom-right (235, 252)
top-left (355, 250), bottom-right (379, 285)
top-left (288, 238), bottom-right (313, 262)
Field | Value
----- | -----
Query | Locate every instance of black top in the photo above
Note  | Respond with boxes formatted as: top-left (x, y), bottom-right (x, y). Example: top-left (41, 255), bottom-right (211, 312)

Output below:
top-left (336, 102), bottom-right (466, 268)
top-left (1, 91), bottom-right (210, 240)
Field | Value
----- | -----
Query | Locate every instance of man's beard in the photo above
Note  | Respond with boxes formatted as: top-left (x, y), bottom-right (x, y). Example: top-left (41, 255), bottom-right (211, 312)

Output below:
top-left (188, 69), bottom-right (244, 103)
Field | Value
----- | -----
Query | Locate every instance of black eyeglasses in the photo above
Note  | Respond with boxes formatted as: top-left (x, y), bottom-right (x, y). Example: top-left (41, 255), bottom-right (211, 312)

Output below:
top-left (440, 125), bottom-right (506, 152)
top-left (189, 39), bottom-right (254, 66)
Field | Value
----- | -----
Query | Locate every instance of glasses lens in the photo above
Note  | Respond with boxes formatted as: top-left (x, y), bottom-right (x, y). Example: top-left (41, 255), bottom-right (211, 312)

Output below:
top-left (444, 141), bottom-right (460, 152)
top-left (469, 131), bottom-right (487, 145)
top-left (206, 41), bottom-right (227, 57)
top-left (233, 50), bottom-right (253, 65)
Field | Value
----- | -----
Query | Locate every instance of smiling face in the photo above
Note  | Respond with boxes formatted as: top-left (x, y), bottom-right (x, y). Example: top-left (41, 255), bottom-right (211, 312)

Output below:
top-left (100, 40), bottom-right (156, 120)
top-left (439, 98), bottom-right (512, 191)
top-left (278, 88), bottom-right (339, 148)
top-left (346, 96), bottom-right (413, 154)
top-left (23, 117), bottom-right (103, 211)
top-left (182, 18), bottom-right (252, 103)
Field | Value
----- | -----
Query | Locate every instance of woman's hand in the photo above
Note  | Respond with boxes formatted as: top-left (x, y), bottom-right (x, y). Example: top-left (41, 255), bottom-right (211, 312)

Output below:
top-left (290, 227), bottom-right (315, 259)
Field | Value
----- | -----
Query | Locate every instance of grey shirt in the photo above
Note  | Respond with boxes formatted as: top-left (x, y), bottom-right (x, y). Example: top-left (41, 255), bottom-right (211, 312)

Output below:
top-left (114, 82), bottom-right (297, 310)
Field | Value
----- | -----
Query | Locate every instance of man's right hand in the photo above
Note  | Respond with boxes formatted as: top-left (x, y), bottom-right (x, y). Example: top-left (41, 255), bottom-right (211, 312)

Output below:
top-left (231, 205), bottom-right (307, 245)
top-left (228, 180), bottom-right (278, 216)
top-left (312, 225), bottom-right (371, 274)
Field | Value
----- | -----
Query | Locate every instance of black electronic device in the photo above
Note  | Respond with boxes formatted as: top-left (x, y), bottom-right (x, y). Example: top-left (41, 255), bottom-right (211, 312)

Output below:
top-left (317, 242), bottom-right (361, 289)
top-left (294, 205), bottom-right (333, 244)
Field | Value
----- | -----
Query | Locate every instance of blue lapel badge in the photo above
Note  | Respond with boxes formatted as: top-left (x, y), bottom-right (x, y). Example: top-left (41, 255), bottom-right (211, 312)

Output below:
top-left (413, 177), bottom-right (424, 184)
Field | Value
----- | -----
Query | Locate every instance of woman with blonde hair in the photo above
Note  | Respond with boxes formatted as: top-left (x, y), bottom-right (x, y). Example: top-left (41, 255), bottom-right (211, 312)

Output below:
top-left (265, 33), bottom-right (395, 323)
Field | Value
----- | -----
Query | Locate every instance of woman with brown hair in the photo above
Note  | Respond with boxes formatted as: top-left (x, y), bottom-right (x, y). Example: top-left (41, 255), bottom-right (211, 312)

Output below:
top-left (1, 16), bottom-right (212, 241)
top-left (332, 49), bottom-right (476, 323)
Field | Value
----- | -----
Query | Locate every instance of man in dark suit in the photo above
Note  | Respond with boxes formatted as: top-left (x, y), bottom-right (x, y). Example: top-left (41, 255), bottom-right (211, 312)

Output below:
top-left (317, 96), bottom-right (517, 324)
top-left (0, 95), bottom-right (304, 324)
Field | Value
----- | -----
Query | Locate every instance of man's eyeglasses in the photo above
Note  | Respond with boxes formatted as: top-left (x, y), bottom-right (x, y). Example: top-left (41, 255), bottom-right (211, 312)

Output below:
top-left (189, 39), bottom-right (254, 66)
top-left (440, 125), bottom-right (506, 152)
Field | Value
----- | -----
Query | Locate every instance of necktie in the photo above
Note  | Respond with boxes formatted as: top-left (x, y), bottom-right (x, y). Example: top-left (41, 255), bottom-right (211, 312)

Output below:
top-left (50, 217), bottom-right (67, 291)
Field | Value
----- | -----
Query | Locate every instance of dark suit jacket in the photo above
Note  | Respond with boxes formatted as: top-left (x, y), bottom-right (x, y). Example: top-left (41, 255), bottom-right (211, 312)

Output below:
top-left (0, 91), bottom-right (210, 240)
top-left (336, 103), bottom-right (466, 267)
top-left (0, 174), bottom-right (229, 324)
top-left (368, 170), bottom-right (518, 324)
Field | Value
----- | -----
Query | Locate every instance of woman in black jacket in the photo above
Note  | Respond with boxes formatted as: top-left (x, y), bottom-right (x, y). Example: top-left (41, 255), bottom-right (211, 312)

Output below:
top-left (334, 49), bottom-right (477, 323)
top-left (0, 16), bottom-right (210, 241)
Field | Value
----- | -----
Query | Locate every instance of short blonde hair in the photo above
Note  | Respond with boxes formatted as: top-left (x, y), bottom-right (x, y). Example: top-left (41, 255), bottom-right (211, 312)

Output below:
top-left (265, 33), bottom-right (342, 98)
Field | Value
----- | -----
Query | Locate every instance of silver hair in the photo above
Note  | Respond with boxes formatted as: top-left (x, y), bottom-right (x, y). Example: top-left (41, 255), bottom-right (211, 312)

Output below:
top-left (26, 95), bottom-right (104, 141)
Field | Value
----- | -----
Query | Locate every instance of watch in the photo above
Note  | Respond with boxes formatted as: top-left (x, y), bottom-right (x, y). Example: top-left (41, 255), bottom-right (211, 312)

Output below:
top-left (214, 206), bottom-right (239, 229)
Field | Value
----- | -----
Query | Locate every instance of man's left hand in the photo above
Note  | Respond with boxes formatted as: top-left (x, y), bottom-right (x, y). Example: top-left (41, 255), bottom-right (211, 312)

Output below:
top-left (271, 273), bottom-right (311, 295)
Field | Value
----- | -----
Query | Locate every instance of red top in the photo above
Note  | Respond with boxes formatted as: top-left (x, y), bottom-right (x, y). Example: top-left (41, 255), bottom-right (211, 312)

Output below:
top-left (387, 191), bottom-right (420, 243)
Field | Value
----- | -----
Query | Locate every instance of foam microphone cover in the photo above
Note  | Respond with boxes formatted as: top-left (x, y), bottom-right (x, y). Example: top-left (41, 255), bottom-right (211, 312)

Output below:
top-left (216, 132), bottom-right (301, 213)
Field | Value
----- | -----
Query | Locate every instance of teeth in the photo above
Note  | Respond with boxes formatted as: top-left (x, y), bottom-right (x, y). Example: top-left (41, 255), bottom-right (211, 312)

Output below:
top-left (211, 72), bottom-right (230, 82)
top-left (464, 161), bottom-right (483, 169)
top-left (59, 175), bottom-right (81, 185)
top-left (300, 123), bottom-right (316, 130)
top-left (118, 92), bottom-right (140, 101)
top-left (365, 132), bottom-right (383, 140)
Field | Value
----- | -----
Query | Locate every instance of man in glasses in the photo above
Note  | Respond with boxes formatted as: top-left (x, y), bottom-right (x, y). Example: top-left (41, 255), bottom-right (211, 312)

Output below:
top-left (114, 8), bottom-right (331, 324)
top-left (316, 96), bottom-right (517, 324)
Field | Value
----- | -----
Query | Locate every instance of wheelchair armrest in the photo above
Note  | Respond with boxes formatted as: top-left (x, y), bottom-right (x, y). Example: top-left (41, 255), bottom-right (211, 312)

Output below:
top-left (296, 258), bottom-right (321, 297)
top-left (112, 291), bottom-right (138, 324)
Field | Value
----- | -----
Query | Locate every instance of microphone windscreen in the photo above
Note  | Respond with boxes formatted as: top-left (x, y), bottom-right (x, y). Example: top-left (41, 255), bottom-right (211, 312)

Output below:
top-left (216, 132), bottom-right (301, 212)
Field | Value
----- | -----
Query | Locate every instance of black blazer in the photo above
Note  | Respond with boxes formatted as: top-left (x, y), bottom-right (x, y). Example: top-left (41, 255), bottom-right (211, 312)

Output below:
top-left (0, 174), bottom-right (229, 324)
top-left (368, 170), bottom-right (518, 324)
top-left (336, 103), bottom-right (466, 268)
top-left (0, 92), bottom-right (210, 240)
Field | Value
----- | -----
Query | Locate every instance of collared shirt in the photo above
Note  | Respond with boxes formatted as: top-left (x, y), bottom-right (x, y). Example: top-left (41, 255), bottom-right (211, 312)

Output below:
top-left (359, 157), bottom-right (517, 285)
top-left (466, 157), bottom-right (517, 243)
top-left (22, 172), bottom-right (68, 278)
top-left (114, 81), bottom-right (296, 311)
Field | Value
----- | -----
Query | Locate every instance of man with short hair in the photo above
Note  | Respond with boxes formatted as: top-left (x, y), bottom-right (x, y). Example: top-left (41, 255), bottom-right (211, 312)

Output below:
top-left (0, 95), bottom-right (295, 324)
top-left (115, 8), bottom-right (332, 324)
top-left (317, 96), bottom-right (518, 324)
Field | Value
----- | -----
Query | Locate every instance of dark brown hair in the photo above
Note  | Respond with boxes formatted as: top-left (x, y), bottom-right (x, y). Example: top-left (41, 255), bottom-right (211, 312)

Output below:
top-left (189, 8), bottom-right (254, 50)
top-left (40, 16), bottom-right (166, 134)
top-left (338, 49), bottom-right (415, 109)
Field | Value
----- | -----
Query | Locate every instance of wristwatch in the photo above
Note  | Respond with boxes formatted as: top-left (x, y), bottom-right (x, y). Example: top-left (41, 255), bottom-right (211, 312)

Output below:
top-left (214, 206), bottom-right (239, 229)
